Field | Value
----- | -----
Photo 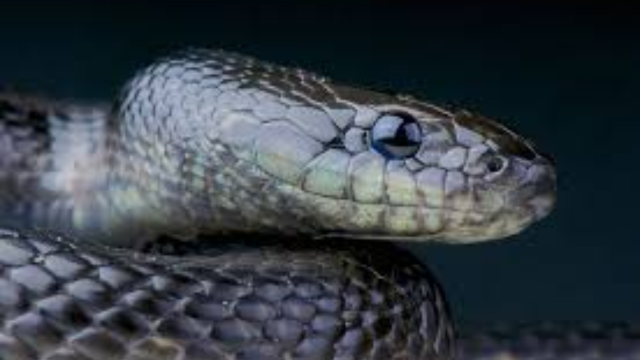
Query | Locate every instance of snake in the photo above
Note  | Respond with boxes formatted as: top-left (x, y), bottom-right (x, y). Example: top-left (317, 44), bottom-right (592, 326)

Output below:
top-left (0, 48), bottom-right (627, 360)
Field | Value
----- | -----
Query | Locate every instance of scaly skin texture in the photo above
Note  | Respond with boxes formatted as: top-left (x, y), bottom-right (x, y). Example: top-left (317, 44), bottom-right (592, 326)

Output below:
top-left (0, 229), bottom-right (454, 360)
top-left (0, 49), bottom-right (561, 359)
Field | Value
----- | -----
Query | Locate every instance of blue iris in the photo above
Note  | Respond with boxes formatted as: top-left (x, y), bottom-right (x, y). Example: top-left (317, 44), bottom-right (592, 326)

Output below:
top-left (371, 113), bottom-right (422, 159)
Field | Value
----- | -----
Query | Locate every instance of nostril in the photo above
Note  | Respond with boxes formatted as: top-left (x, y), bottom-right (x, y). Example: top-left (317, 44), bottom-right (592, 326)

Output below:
top-left (486, 156), bottom-right (506, 173)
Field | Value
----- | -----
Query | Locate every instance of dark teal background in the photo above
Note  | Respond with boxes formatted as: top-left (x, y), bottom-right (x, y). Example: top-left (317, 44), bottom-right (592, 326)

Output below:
top-left (0, 2), bottom-right (637, 324)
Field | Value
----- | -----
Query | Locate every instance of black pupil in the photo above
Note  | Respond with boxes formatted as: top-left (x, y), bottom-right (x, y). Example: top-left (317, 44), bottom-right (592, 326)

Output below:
top-left (371, 113), bottom-right (422, 159)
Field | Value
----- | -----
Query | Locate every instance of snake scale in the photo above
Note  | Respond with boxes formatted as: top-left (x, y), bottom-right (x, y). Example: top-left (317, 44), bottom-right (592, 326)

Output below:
top-left (0, 48), bottom-right (633, 360)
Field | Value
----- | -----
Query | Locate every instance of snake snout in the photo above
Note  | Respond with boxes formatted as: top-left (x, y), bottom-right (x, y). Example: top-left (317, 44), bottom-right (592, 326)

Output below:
top-left (529, 161), bottom-right (557, 221)
top-left (510, 157), bottom-right (557, 222)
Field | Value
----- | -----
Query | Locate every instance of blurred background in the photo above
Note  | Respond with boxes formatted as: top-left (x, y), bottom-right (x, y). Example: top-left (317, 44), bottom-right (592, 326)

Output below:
top-left (0, 1), bottom-right (637, 325)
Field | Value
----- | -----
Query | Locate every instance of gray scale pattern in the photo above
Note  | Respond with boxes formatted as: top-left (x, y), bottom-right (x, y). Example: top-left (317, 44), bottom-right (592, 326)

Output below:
top-left (0, 229), bottom-right (453, 360)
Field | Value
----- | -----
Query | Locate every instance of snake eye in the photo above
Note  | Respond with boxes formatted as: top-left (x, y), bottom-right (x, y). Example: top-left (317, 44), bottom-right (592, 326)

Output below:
top-left (371, 113), bottom-right (422, 159)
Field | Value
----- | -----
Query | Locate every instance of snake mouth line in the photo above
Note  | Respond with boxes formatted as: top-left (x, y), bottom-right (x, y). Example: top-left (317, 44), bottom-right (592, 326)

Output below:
top-left (292, 184), bottom-right (505, 215)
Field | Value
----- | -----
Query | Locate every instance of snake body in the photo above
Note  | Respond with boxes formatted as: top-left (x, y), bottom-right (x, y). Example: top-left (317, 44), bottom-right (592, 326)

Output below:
top-left (0, 229), bottom-right (453, 360)
top-left (0, 49), bottom-right (596, 360)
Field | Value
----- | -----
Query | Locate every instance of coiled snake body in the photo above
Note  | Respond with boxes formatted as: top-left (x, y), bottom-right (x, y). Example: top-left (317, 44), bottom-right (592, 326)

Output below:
top-left (0, 49), bottom-right (624, 360)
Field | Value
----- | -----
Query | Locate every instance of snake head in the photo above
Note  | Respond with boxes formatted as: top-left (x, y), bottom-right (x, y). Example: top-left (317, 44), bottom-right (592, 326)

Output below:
top-left (291, 95), bottom-right (557, 243)
top-left (119, 50), bottom-right (555, 243)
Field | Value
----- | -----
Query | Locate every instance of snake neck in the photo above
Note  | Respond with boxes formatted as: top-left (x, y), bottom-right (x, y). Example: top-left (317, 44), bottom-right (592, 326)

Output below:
top-left (0, 91), bottom-right (209, 247)
top-left (0, 93), bottom-right (113, 238)
top-left (103, 120), bottom-right (213, 245)
top-left (104, 108), bottom-right (316, 246)
top-left (0, 90), bottom-right (322, 248)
